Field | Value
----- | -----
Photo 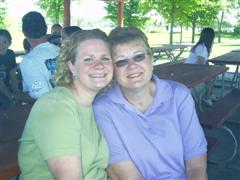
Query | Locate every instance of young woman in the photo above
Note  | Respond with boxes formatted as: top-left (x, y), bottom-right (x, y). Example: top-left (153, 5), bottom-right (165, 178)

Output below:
top-left (18, 29), bottom-right (113, 179)
top-left (185, 27), bottom-right (216, 106)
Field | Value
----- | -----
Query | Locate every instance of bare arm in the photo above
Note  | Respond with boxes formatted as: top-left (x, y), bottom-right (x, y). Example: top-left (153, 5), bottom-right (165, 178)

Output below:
top-left (9, 67), bottom-right (19, 93)
top-left (0, 79), bottom-right (13, 99)
top-left (107, 160), bottom-right (143, 180)
top-left (197, 56), bottom-right (206, 65)
top-left (47, 156), bottom-right (83, 180)
top-left (185, 153), bottom-right (208, 180)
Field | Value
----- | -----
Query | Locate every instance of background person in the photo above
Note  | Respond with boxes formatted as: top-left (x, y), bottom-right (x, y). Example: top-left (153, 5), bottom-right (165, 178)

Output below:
top-left (93, 27), bottom-right (208, 180)
top-left (61, 25), bottom-right (82, 41)
top-left (20, 11), bottom-right (60, 100)
top-left (18, 29), bottom-right (113, 179)
top-left (0, 29), bottom-right (19, 108)
top-left (23, 38), bottom-right (31, 54)
top-left (51, 23), bottom-right (62, 35)
top-left (48, 23), bottom-right (62, 46)
top-left (185, 27), bottom-right (216, 106)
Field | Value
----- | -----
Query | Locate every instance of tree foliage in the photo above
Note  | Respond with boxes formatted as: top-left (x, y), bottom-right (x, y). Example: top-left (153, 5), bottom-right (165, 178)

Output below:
top-left (0, 0), bottom-right (7, 28)
top-left (104, 0), bottom-right (152, 28)
top-left (34, 0), bottom-right (64, 24)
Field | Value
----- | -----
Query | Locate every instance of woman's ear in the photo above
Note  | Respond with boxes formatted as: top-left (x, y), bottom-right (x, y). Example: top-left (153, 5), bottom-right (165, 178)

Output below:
top-left (67, 61), bottom-right (76, 75)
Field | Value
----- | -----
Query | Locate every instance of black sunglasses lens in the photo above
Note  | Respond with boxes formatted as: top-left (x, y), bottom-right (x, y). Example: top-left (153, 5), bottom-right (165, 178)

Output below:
top-left (115, 59), bottom-right (129, 67)
top-left (133, 54), bottom-right (146, 62)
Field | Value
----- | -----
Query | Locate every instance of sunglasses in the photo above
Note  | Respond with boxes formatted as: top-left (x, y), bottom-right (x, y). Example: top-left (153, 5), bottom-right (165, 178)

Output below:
top-left (114, 53), bottom-right (148, 68)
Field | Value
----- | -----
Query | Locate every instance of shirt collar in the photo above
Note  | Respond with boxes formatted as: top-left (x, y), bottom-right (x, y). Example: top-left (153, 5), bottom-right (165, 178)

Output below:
top-left (107, 75), bottom-right (174, 106)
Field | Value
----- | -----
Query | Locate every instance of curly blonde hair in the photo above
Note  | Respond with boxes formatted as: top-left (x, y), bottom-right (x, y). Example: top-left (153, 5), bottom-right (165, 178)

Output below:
top-left (53, 29), bottom-right (110, 87)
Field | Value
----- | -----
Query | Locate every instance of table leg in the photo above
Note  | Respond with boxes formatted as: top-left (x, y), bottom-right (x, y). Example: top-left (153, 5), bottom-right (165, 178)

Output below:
top-left (191, 84), bottom-right (206, 112)
top-left (173, 47), bottom-right (185, 61)
top-left (164, 50), bottom-right (175, 62)
top-left (221, 72), bottom-right (225, 97)
top-left (231, 65), bottom-right (239, 88)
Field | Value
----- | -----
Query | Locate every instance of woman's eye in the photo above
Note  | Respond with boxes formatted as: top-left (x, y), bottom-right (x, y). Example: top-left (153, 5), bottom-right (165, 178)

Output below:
top-left (133, 53), bottom-right (146, 62)
top-left (83, 57), bottom-right (93, 62)
top-left (114, 59), bottom-right (128, 67)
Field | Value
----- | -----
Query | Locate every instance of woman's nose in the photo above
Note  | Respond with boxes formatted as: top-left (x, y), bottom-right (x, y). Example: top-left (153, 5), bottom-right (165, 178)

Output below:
top-left (127, 59), bottom-right (138, 68)
top-left (94, 60), bottom-right (105, 69)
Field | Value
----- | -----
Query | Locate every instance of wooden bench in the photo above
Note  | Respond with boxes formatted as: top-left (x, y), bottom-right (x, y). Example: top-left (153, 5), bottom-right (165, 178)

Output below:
top-left (198, 89), bottom-right (240, 128)
top-left (0, 104), bottom-right (32, 180)
top-left (0, 141), bottom-right (20, 180)
top-left (197, 89), bottom-right (240, 164)
top-left (206, 136), bottom-right (219, 155)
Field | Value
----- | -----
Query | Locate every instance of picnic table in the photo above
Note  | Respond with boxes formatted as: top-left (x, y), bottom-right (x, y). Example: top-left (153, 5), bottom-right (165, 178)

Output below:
top-left (209, 50), bottom-right (240, 88)
top-left (151, 44), bottom-right (191, 62)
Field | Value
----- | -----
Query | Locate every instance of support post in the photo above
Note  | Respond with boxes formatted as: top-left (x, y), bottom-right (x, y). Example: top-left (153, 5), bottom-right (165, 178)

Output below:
top-left (64, 0), bottom-right (71, 27)
top-left (118, 0), bottom-right (124, 27)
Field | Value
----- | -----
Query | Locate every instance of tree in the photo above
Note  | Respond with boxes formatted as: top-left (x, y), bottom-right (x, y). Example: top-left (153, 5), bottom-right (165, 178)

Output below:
top-left (151, 0), bottom-right (190, 44)
top-left (35, 0), bottom-right (64, 24)
top-left (216, 0), bottom-right (239, 42)
top-left (0, 0), bottom-right (7, 28)
top-left (182, 0), bottom-right (220, 43)
top-left (104, 0), bottom-right (151, 28)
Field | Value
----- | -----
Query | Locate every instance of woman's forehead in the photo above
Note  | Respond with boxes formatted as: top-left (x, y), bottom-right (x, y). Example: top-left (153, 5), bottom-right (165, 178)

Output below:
top-left (112, 40), bottom-right (147, 53)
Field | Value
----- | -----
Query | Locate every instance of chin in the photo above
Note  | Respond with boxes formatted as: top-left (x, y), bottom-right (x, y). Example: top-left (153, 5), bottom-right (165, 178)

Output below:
top-left (92, 83), bottom-right (109, 91)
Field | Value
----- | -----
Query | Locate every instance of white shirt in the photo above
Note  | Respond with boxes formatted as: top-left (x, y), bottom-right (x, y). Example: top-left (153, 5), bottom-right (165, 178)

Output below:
top-left (185, 43), bottom-right (208, 64)
top-left (20, 42), bottom-right (59, 99)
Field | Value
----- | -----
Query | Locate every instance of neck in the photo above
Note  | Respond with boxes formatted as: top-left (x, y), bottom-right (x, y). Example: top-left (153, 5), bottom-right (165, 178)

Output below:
top-left (70, 84), bottom-right (98, 107)
top-left (27, 36), bottom-right (47, 48)
top-left (122, 81), bottom-right (155, 112)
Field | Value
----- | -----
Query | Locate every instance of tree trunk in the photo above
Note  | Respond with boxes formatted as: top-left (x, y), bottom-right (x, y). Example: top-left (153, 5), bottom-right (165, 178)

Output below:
top-left (180, 25), bottom-right (183, 44)
top-left (169, 4), bottom-right (175, 45)
top-left (191, 20), bottom-right (196, 44)
top-left (64, 0), bottom-right (70, 27)
top-left (218, 10), bottom-right (224, 43)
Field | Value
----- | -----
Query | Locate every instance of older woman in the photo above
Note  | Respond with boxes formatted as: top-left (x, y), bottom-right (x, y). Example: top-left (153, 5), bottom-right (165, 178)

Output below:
top-left (93, 27), bottom-right (208, 180)
top-left (18, 29), bottom-right (113, 179)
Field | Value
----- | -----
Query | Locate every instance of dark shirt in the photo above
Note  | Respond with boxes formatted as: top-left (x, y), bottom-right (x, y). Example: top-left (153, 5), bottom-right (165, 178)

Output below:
top-left (0, 49), bottom-right (17, 87)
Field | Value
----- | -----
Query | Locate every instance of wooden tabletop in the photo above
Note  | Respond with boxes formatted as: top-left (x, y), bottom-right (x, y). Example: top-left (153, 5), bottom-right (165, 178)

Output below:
top-left (209, 51), bottom-right (240, 65)
top-left (153, 63), bottom-right (229, 88)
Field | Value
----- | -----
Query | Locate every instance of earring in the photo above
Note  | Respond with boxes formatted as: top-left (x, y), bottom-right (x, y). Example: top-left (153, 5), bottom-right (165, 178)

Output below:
top-left (72, 73), bottom-right (77, 80)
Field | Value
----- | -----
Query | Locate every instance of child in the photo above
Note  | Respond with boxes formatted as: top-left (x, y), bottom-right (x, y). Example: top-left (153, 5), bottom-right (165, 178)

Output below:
top-left (0, 29), bottom-right (19, 108)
